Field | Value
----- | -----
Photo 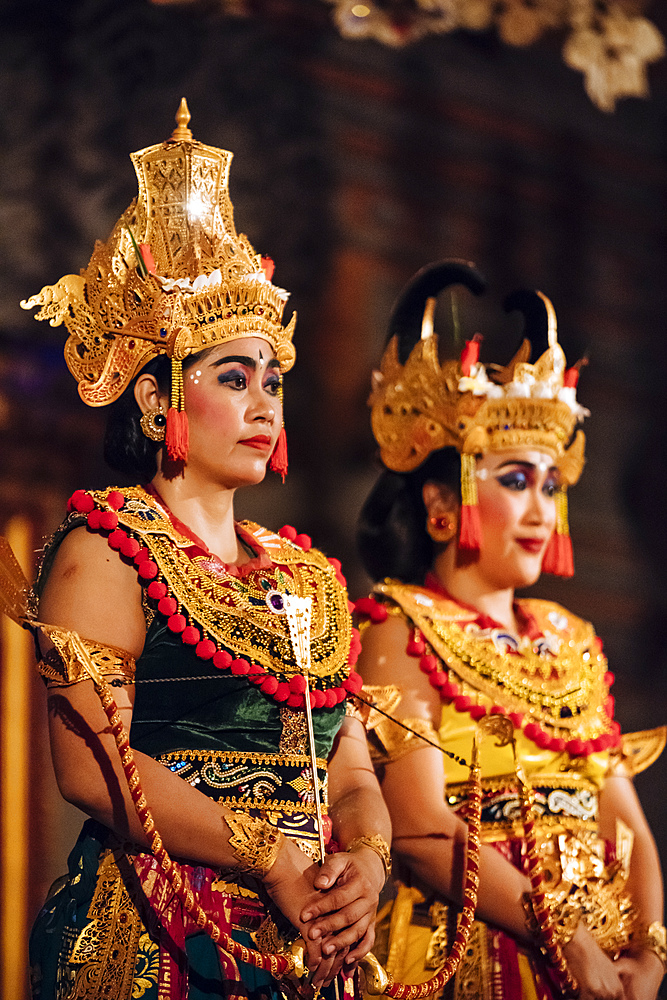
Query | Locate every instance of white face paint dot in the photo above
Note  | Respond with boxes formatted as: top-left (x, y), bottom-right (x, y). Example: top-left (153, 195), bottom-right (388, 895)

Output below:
top-left (196, 371), bottom-right (202, 377)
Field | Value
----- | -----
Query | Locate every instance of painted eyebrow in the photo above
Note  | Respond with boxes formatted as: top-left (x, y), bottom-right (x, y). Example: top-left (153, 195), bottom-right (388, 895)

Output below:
top-left (210, 355), bottom-right (256, 369)
top-left (209, 356), bottom-right (281, 370)
top-left (495, 460), bottom-right (558, 472)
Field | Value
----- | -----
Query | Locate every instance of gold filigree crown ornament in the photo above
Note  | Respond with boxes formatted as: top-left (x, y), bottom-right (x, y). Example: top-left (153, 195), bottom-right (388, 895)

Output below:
top-left (21, 99), bottom-right (295, 473)
top-left (369, 260), bottom-right (589, 576)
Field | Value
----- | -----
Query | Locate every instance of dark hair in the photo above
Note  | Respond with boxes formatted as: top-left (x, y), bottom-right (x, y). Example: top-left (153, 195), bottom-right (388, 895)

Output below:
top-left (357, 447), bottom-right (461, 584)
top-left (104, 352), bottom-right (206, 481)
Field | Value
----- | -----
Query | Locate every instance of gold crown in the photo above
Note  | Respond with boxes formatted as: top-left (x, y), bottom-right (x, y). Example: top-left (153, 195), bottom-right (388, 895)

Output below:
top-left (21, 99), bottom-right (296, 407)
top-left (370, 275), bottom-right (587, 487)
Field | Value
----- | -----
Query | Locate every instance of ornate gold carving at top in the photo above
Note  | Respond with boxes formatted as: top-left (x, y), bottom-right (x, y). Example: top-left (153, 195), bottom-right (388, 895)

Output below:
top-left (21, 101), bottom-right (296, 407)
top-left (369, 330), bottom-right (585, 486)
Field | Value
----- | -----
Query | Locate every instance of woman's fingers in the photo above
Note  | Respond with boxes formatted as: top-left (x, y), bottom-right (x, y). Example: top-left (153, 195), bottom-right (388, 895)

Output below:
top-left (345, 924), bottom-right (376, 965)
top-left (308, 897), bottom-right (371, 941)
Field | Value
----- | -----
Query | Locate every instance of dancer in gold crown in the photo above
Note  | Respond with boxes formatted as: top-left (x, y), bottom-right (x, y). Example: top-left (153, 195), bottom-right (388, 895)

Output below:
top-left (354, 261), bottom-right (665, 1000)
top-left (16, 100), bottom-right (391, 1000)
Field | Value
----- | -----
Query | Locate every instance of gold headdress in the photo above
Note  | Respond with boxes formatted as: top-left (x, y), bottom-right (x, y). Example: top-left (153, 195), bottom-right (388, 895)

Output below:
top-left (369, 261), bottom-right (589, 576)
top-left (21, 99), bottom-right (295, 470)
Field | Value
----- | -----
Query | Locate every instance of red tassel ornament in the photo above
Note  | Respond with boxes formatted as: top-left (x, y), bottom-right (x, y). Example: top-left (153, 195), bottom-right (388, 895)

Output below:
top-left (166, 408), bottom-right (189, 462)
top-left (542, 487), bottom-right (574, 577)
top-left (269, 427), bottom-right (288, 482)
top-left (166, 354), bottom-right (189, 462)
top-left (458, 453), bottom-right (482, 552)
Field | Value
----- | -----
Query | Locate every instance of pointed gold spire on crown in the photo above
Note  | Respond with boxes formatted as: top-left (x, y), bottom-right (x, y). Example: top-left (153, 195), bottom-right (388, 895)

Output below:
top-left (171, 97), bottom-right (193, 142)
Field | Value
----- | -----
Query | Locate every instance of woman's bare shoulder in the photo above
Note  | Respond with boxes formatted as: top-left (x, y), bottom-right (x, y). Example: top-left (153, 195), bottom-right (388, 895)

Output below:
top-left (357, 612), bottom-right (440, 723)
top-left (39, 526), bottom-right (146, 656)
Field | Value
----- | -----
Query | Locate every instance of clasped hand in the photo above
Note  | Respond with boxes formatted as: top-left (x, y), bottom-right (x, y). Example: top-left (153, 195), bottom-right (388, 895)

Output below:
top-left (264, 843), bottom-right (386, 988)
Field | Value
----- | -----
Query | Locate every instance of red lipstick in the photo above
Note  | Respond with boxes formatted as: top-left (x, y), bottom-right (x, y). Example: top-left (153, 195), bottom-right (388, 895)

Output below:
top-left (516, 538), bottom-right (546, 554)
top-left (239, 435), bottom-right (272, 451)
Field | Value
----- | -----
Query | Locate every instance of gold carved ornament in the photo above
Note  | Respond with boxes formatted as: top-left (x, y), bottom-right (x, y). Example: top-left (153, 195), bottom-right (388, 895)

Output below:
top-left (378, 583), bottom-right (616, 746)
top-left (369, 264), bottom-right (587, 575)
top-left (20, 99), bottom-right (296, 465)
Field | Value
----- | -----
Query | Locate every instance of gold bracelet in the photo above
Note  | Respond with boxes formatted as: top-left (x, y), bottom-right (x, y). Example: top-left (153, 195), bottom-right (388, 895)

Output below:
top-left (637, 921), bottom-right (667, 971)
top-left (347, 834), bottom-right (392, 881)
top-left (521, 891), bottom-right (580, 949)
top-left (224, 812), bottom-right (285, 878)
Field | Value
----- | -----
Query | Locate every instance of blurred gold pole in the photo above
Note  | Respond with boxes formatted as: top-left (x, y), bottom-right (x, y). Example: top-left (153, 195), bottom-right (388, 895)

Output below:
top-left (1, 516), bottom-right (32, 1000)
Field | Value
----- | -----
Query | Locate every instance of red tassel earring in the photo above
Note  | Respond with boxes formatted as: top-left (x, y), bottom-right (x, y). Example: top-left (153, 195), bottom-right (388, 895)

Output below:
top-left (165, 355), bottom-right (189, 462)
top-left (269, 381), bottom-right (288, 482)
top-left (542, 487), bottom-right (574, 577)
top-left (459, 452), bottom-right (482, 552)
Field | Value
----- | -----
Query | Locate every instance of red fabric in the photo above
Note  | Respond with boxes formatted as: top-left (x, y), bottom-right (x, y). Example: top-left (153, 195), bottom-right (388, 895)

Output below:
top-left (132, 853), bottom-right (263, 998)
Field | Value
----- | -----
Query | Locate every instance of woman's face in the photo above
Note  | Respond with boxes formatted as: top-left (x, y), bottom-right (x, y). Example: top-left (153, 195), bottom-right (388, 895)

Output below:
top-left (472, 448), bottom-right (559, 591)
top-left (177, 337), bottom-right (283, 490)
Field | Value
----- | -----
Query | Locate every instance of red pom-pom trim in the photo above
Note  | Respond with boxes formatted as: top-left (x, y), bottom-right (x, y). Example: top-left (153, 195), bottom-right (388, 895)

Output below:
top-left (108, 529), bottom-right (127, 550)
top-left (120, 537), bottom-right (141, 559)
top-left (295, 533), bottom-right (311, 551)
top-left (99, 511), bottom-right (118, 531)
top-left (261, 676), bottom-right (279, 696)
top-left (420, 654), bottom-right (438, 674)
top-left (231, 658), bottom-right (250, 675)
top-left (182, 626), bottom-right (201, 645)
top-left (279, 525), bottom-right (297, 541)
top-left (167, 614), bottom-right (187, 633)
top-left (70, 490), bottom-right (95, 514)
top-left (469, 705), bottom-right (487, 721)
top-left (274, 683), bottom-right (290, 702)
top-left (147, 581), bottom-right (167, 600)
top-left (406, 633), bottom-right (426, 657)
top-left (196, 640), bottom-right (216, 660)
top-left (213, 650), bottom-right (233, 671)
top-left (289, 675), bottom-right (307, 695)
top-left (158, 597), bottom-right (178, 617)
top-left (312, 689), bottom-right (326, 709)
top-left (107, 490), bottom-right (125, 510)
top-left (138, 561), bottom-right (159, 580)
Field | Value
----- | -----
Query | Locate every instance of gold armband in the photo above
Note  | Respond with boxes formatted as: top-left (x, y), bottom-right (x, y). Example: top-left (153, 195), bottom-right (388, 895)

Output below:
top-left (347, 834), bottom-right (392, 881)
top-left (370, 715), bottom-right (440, 766)
top-left (224, 811), bottom-right (285, 878)
top-left (634, 922), bottom-right (667, 970)
top-left (38, 629), bottom-right (136, 687)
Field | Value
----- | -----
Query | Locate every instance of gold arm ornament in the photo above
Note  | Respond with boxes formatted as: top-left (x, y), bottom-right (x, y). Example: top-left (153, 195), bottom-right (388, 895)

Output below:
top-left (633, 922), bottom-right (667, 971)
top-left (224, 812), bottom-right (285, 878)
top-left (347, 834), bottom-right (392, 882)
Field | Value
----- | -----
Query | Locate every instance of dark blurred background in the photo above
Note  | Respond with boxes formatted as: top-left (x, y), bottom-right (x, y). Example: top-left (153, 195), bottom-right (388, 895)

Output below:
top-left (1, 0), bottom-right (666, 994)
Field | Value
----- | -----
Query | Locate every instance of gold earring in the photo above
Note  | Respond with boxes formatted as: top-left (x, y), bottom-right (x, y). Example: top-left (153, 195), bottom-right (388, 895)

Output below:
top-left (140, 407), bottom-right (167, 442)
top-left (426, 514), bottom-right (457, 543)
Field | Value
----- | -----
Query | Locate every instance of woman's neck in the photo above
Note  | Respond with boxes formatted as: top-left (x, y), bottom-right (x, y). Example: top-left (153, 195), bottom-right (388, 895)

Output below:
top-left (431, 548), bottom-right (518, 633)
top-left (150, 473), bottom-right (244, 565)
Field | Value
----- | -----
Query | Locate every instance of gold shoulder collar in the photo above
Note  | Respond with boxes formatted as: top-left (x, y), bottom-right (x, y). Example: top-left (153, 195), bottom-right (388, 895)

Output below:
top-left (519, 598), bottom-right (593, 640)
top-left (64, 487), bottom-right (356, 699)
top-left (617, 726), bottom-right (667, 776)
top-left (374, 580), bottom-right (477, 624)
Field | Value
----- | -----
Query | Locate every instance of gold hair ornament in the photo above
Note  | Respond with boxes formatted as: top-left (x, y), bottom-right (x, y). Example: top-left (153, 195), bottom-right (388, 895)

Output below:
top-left (20, 99), bottom-right (296, 465)
top-left (370, 265), bottom-right (588, 574)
